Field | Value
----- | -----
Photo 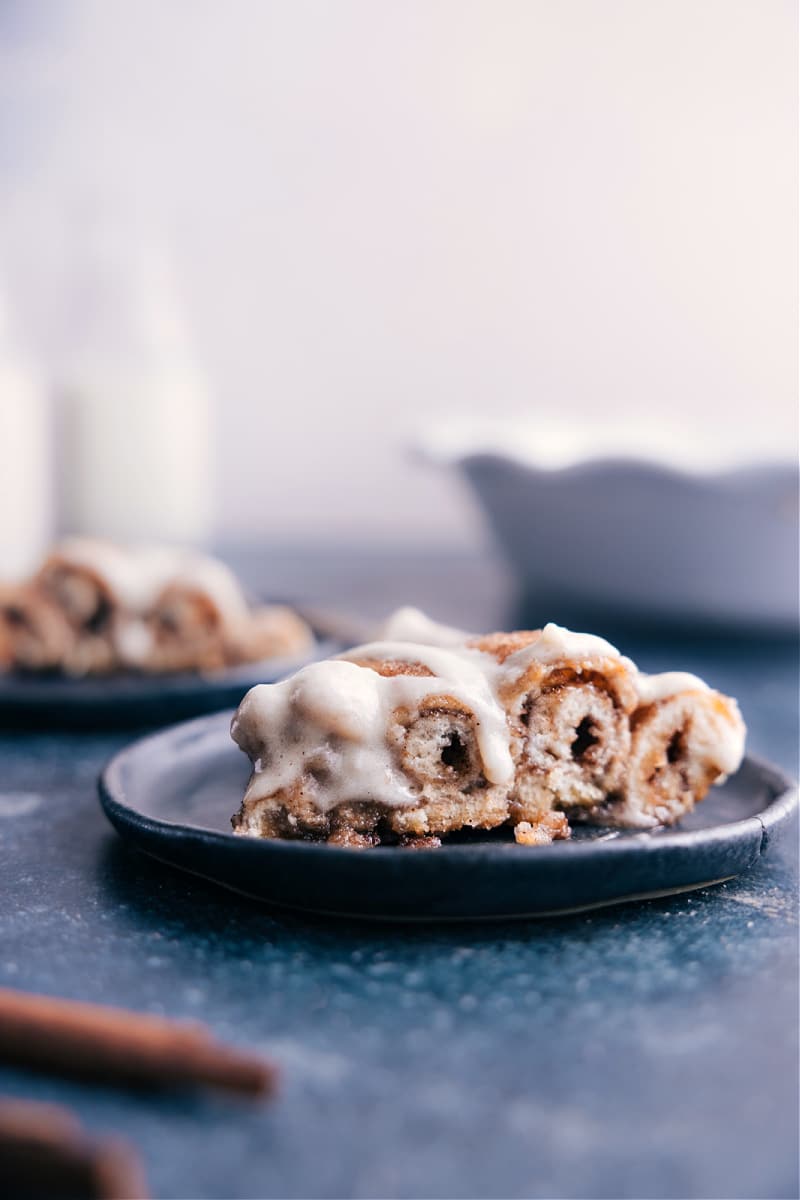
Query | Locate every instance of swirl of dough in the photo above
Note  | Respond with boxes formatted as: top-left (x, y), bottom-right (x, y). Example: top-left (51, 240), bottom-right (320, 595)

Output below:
top-left (472, 623), bottom-right (638, 822)
top-left (612, 676), bottom-right (746, 826)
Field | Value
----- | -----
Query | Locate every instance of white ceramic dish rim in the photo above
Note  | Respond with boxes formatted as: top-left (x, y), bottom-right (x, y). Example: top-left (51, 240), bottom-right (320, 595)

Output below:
top-left (417, 420), bottom-right (798, 478)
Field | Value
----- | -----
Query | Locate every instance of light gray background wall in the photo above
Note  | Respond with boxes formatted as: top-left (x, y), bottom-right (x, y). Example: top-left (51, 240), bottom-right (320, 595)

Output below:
top-left (0, 0), bottom-right (796, 547)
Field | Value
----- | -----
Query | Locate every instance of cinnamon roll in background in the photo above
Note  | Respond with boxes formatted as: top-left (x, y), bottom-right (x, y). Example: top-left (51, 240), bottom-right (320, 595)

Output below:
top-left (36, 540), bottom-right (142, 674)
top-left (137, 554), bottom-right (312, 673)
top-left (222, 604), bottom-right (315, 668)
top-left (0, 583), bottom-right (74, 672)
top-left (231, 608), bottom-right (746, 848)
top-left (0, 539), bottom-right (313, 677)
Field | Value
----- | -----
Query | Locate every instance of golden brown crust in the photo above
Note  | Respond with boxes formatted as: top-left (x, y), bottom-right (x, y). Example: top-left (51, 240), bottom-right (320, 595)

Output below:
top-left (513, 812), bottom-right (571, 845)
top-left (468, 630), bottom-right (540, 662)
top-left (351, 658), bottom-right (434, 678)
top-left (232, 785), bottom-right (558, 845)
top-left (499, 656), bottom-right (638, 712)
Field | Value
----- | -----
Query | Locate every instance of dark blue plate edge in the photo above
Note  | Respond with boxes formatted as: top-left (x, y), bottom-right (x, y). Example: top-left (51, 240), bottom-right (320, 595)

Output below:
top-left (0, 639), bottom-right (338, 708)
top-left (96, 711), bottom-right (798, 920)
top-left (0, 640), bottom-right (340, 731)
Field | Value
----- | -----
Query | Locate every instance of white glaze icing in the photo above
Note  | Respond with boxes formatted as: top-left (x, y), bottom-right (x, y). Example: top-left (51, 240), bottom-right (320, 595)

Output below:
top-left (338, 640), bottom-right (514, 787)
top-left (113, 617), bottom-right (156, 665)
top-left (48, 538), bottom-right (156, 610)
top-left (232, 654), bottom-right (512, 813)
top-left (500, 622), bottom-right (622, 673)
top-left (692, 696), bottom-right (745, 776)
top-left (635, 671), bottom-right (710, 704)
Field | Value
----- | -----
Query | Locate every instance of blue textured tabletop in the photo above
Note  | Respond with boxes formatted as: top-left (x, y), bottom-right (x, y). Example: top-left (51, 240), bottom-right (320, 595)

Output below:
top-left (1, 548), bottom-right (797, 1200)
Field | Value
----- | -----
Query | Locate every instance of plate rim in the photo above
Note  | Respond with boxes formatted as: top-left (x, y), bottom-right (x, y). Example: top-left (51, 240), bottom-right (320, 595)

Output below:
top-left (0, 639), bottom-right (338, 711)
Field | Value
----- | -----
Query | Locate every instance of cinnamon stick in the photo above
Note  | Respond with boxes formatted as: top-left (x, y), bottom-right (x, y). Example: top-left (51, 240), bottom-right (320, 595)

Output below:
top-left (0, 1098), bottom-right (148, 1199)
top-left (0, 987), bottom-right (277, 1097)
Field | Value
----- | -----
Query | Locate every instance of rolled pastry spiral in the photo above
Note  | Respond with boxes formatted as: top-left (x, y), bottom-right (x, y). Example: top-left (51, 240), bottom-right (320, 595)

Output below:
top-left (613, 683), bottom-right (746, 827)
top-left (472, 631), bottom-right (638, 823)
top-left (361, 657), bottom-right (512, 841)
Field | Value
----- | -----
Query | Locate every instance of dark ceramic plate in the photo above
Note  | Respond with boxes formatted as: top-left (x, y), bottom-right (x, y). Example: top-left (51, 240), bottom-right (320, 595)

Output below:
top-left (98, 711), bottom-right (798, 920)
top-left (0, 641), bottom-right (336, 728)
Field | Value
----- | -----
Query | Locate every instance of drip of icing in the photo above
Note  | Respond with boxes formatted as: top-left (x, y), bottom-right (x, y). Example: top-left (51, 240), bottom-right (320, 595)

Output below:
top-left (338, 641), bottom-right (514, 786)
top-left (635, 671), bottom-right (710, 704)
top-left (232, 654), bottom-right (512, 812)
top-left (232, 641), bottom-right (517, 812)
top-left (691, 695), bottom-right (745, 776)
top-left (504, 622), bottom-right (622, 670)
top-left (232, 661), bottom-right (413, 809)
top-left (704, 697), bottom-right (746, 775)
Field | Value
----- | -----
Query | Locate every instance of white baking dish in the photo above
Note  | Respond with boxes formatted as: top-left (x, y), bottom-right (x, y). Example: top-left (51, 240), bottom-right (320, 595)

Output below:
top-left (422, 422), bottom-right (798, 629)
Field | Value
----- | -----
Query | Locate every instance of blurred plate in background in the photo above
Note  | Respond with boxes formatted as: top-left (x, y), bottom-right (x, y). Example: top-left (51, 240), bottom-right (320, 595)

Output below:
top-left (0, 637), bottom-right (336, 729)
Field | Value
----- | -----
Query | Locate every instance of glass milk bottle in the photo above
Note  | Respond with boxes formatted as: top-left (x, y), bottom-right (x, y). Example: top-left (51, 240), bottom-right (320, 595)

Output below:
top-left (59, 236), bottom-right (213, 546)
top-left (0, 286), bottom-right (52, 577)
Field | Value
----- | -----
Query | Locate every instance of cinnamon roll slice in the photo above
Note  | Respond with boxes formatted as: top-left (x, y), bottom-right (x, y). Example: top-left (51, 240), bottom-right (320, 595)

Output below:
top-left (610, 673), bottom-right (746, 827)
top-left (473, 624), bottom-right (638, 824)
top-left (231, 641), bottom-right (541, 845)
